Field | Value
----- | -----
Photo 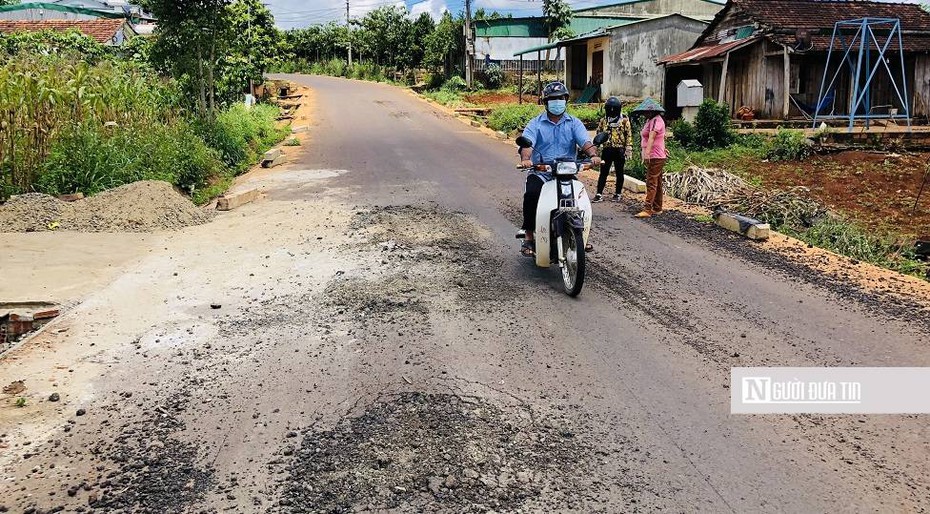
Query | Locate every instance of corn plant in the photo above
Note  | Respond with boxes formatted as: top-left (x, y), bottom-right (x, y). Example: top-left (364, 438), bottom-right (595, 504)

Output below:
top-left (0, 54), bottom-right (183, 199)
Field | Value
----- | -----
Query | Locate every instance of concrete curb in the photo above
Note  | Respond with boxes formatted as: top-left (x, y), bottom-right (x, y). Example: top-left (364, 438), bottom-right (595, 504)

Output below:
top-left (217, 188), bottom-right (261, 211)
top-left (261, 148), bottom-right (288, 168)
top-left (713, 211), bottom-right (770, 240)
top-left (622, 175), bottom-right (646, 193)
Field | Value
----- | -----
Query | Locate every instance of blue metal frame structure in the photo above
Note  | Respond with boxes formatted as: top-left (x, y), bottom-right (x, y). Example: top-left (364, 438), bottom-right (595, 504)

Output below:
top-left (813, 18), bottom-right (911, 132)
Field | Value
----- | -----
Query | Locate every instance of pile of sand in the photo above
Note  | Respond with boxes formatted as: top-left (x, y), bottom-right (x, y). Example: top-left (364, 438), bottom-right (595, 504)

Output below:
top-left (0, 181), bottom-right (214, 233)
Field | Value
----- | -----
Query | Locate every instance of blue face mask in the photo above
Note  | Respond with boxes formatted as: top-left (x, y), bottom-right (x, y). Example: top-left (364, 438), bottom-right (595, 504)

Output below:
top-left (547, 99), bottom-right (567, 116)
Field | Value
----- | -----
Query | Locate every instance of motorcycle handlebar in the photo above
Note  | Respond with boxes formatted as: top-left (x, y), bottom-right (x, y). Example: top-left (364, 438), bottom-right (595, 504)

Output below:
top-left (516, 161), bottom-right (595, 171)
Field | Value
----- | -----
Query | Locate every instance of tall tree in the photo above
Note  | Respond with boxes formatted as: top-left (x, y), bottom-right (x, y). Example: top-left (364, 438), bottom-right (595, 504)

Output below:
top-left (424, 11), bottom-right (463, 78)
top-left (146, 0), bottom-right (235, 116)
top-left (542, 0), bottom-right (572, 66)
top-left (223, 0), bottom-right (278, 95)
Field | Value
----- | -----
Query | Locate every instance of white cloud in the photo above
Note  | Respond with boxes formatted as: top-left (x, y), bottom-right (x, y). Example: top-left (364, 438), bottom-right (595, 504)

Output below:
top-left (410, 0), bottom-right (449, 20)
top-left (270, 0), bottom-right (439, 28)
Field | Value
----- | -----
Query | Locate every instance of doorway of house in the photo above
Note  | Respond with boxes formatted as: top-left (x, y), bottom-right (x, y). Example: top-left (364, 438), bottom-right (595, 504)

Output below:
top-left (592, 50), bottom-right (604, 83)
top-left (570, 44), bottom-right (587, 91)
top-left (591, 50), bottom-right (604, 103)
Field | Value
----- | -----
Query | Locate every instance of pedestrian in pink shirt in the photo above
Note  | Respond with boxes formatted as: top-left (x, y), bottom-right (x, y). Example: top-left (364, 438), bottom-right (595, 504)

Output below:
top-left (632, 98), bottom-right (667, 218)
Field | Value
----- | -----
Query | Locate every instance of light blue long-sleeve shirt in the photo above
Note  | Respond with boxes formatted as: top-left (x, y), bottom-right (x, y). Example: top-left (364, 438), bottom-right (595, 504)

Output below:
top-left (521, 112), bottom-right (591, 165)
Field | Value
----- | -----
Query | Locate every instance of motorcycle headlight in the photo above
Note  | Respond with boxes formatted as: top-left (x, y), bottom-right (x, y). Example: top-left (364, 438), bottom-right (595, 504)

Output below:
top-left (556, 162), bottom-right (578, 175)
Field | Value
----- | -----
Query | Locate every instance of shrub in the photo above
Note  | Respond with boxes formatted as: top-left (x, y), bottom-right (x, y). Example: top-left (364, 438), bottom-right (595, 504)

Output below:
top-left (196, 103), bottom-right (286, 172)
top-left (38, 120), bottom-right (223, 196)
top-left (765, 128), bottom-right (813, 161)
top-left (441, 76), bottom-right (467, 92)
top-left (488, 104), bottom-right (541, 133)
top-left (670, 119), bottom-right (696, 149)
top-left (692, 99), bottom-right (734, 149)
top-left (348, 62), bottom-right (387, 82)
top-left (311, 58), bottom-right (347, 77)
top-left (425, 72), bottom-right (445, 90)
top-left (482, 64), bottom-right (505, 89)
top-left (567, 104), bottom-right (603, 127)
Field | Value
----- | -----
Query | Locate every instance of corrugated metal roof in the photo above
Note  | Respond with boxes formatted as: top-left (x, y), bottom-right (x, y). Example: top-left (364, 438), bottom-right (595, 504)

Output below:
top-left (570, 16), bottom-right (636, 34)
top-left (475, 15), bottom-right (638, 38)
top-left (513, 29), bottom-right (609, 56)
top-left (574, 0), bottom-right (724, 15)
top-left (658, 36), bottom-right (759, 65)
top-left (0, 18), bottom-right (132, 43)
top-left (473, 17), bottom-right (545, 38)
top-left (512, 40), bottom-right (561, 57)
top-left (695, 0), bottom-right (930, 53)
top-left (0, 2), bottom-right (126, 18)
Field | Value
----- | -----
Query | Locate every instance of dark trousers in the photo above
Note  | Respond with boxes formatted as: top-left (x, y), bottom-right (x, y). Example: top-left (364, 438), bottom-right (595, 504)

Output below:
top-left (596, 147), bottom-right (626, 195)
top-left (523, 174), bottom-right (546, 231)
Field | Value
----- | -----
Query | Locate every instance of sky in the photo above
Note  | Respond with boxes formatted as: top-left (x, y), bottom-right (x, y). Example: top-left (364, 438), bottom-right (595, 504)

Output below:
top-left (269, 0), bottom-right (627, 29)
top-left (272, 0), bottom-right (924, 29)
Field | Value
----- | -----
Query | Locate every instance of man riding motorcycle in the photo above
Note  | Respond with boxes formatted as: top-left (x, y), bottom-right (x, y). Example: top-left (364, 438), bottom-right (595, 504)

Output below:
top-left (518, 81), bottom-right (601, 257)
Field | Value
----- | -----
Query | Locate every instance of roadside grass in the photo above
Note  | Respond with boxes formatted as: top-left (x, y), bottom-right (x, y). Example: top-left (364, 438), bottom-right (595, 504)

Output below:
top-left (665, 137), bottom-right (767, 175)
top-left (693, 214), bottom-right (714, 223)
top-left (784, 218), bottom-right (927, 278)
top-left (422, 89), bottom-right (475, 108)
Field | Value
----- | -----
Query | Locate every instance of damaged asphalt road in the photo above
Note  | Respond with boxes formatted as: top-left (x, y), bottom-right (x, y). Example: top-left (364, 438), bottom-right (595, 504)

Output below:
top-left (1, 74), bottom-right (929, 513)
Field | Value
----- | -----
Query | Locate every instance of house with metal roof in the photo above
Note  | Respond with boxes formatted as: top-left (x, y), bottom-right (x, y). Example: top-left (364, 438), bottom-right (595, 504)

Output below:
top-left (474, 15), bottom-right (638, 72)
top-left (658, 0), bottom-right (930, 121)
top-left (476, 0), bottom-right (723, 71)
top-left (0, 1), bottom-right (154, 38)
top-left (0, 18), bottom-right (137, 45)
top-left (573, 0), bottom-right (724, 21)
top-left (513, 13), bottom-right (708, 102)
top-left (502, 0), bottom-right (722, 100)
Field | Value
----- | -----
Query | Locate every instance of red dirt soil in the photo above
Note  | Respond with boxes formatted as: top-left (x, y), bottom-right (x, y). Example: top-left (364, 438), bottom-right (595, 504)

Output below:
top-left (753, 150), bottom-right (930, 237)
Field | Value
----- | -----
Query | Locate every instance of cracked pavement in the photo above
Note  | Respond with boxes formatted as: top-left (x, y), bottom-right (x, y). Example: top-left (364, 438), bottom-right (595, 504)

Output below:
top-left (1, 74), bottom-right (929, 513)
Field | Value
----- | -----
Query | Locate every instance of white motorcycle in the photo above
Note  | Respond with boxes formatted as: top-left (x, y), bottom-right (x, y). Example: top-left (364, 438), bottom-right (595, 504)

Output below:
top-left (515, 133), bottom-right (607, 297)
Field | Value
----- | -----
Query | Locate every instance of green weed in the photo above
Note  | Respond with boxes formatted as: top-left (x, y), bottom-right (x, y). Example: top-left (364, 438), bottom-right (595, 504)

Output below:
top-left (765, 128), bottom-right (813, 161)
top-left (487, 104), bottom-right (540, 133)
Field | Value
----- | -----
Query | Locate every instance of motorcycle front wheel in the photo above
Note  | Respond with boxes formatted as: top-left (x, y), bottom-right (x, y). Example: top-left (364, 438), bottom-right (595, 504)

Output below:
top-left (560, 225), bottom-right (586, 297)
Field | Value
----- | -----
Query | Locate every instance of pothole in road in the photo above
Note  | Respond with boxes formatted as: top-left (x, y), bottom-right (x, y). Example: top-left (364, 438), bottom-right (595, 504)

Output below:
top-left (349, 205), bottom-right (521, 305)
top-left (322, 274), bottom-right (427, 320)
top-left (273, 392), bottom-right (590, 513)
top-left (351, 205), bottom-right (485, 251)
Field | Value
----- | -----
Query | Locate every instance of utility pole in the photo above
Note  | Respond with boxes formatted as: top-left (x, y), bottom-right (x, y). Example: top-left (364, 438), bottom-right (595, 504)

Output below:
top-left (346, 0), bottom-right (353, 66)
top-left (465, 0), bottom-right (473, 88)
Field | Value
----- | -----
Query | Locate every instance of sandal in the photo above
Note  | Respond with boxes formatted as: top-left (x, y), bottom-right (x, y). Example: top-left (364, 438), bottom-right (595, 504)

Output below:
top-left (521, 240), bottom-right (536, 258)
top-left (585, 243), bottom-right (594, 252)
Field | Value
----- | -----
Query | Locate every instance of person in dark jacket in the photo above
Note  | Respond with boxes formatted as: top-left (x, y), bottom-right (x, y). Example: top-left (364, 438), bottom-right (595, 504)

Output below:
top-left (592, 96), bottom-right (632, 202)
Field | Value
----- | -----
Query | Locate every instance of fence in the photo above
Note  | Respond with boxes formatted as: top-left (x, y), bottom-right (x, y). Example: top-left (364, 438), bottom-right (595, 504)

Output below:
top-left (473, 58), bottom-right (563, 74)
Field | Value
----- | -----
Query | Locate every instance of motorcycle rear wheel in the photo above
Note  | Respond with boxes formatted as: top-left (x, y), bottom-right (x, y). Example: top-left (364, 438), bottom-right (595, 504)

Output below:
top-left (560, 225), bottom-right (586, 296)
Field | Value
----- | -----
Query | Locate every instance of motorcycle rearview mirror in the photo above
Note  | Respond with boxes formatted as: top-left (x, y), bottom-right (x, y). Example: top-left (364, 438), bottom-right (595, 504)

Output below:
top-left (593, 132), bottom-right (609, 146)
top-left (515, 136), bottom-right (533, 149)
